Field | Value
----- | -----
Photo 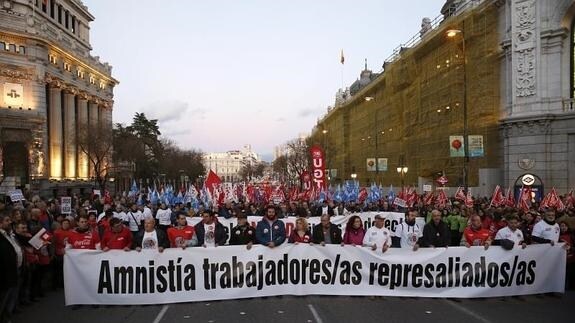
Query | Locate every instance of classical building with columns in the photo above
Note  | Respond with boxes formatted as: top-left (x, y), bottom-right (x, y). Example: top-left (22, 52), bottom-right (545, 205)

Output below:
top-left (309, 0), bottom-right (575, 197)
top-left (0, 0), bottom-right (117, 196)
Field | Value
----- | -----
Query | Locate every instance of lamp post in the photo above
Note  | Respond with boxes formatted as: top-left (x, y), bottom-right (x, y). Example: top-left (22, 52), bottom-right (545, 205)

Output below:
top-left (396, 166), bottom-right (408, 188)
top-left (351, 173), bottom-right (357, 180)
top-left (447, 24), bottom-right (468, 192)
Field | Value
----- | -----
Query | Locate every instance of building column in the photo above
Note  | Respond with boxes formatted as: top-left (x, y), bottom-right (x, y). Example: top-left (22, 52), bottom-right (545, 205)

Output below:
top-left (88, 101), bottom-right (99, 178)
top-left (49, 86), bottom-right (63, 178)
top-left (77, 96), bottom-right (89, 179)
top-left (64, 90), bottom-right (76, 178)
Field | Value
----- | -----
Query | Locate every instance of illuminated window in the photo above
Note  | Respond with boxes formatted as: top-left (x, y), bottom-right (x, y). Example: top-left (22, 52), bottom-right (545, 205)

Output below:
top-left (49, 54), bottom-right (57, 65)
top-left (77, 69), bottom-right (85, 79)
top-left (89, 75), bottom-right (96, 85)
top-left (63, 62), bottom-right (72, 72)
top-left (99, 81), bottom-right (106, 90)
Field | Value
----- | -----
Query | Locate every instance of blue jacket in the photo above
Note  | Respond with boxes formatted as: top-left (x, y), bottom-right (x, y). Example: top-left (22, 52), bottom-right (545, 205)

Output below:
top-left (255, 218), bottom-right (286, 246)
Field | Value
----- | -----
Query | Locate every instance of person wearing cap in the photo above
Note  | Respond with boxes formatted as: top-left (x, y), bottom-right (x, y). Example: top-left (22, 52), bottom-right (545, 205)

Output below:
top-left (229, 211), bottom-right (255, 249)
top-left (362, 214), bottom-right (391, 252)
top-left (493, 214), bottom-right (526, 250)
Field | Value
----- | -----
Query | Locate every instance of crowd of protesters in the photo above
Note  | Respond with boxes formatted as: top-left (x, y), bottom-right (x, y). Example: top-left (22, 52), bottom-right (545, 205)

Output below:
top-left (1, 191), bottom-right (574, 322)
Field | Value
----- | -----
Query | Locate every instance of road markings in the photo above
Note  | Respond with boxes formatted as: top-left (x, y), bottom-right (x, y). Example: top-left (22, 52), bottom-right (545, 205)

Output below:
top-left (444, 300), bottom-right (491, 323)
top-left (307, 304), bottom-right (324, 323)
top-left (152, 305), bottom-right (169, 323)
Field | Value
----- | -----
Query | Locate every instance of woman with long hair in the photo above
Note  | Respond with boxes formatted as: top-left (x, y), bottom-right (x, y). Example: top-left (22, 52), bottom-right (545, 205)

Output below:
top-left (288, 217), bottom-right (312, 244)
top-left (343, 215), bottom-right (365, 246)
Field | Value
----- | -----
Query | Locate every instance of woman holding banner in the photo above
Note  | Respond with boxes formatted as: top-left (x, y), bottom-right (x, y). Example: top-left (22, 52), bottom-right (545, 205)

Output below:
top-left (343, 215), bottom-right (365, 246)
top-left (288, 218), bottom-right (312, 244)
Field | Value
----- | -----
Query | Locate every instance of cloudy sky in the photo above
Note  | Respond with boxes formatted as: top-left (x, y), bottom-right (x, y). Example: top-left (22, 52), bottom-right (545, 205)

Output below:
top-left (84, 0), bottom-right (445, 160)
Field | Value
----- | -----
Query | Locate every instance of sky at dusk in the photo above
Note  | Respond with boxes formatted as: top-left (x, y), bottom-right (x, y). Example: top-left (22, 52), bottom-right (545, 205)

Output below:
top-left (84, 0), bottom-right (445, 160)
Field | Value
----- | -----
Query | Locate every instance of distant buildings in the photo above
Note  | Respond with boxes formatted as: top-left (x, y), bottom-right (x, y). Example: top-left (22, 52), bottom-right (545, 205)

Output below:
top-left (203, 145), bottom-right (260, 182)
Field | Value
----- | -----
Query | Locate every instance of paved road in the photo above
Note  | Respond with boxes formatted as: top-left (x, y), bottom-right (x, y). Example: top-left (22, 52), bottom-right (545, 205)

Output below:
top-left (13, 290), bottom-right (574, 323)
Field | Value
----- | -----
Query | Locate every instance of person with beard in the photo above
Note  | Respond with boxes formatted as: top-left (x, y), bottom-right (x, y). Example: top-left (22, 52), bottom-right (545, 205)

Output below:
top-left (167, 213), bottom-right (197, 249)
top-left (229, 212), bottom-right (255, 249)
top-left (312, 214), bottom-right (342, 245)
top-left (392, 209), bottom-right (422, 251)
top-left (66, 214), bottom-right (100, 250)
top-left (421, 209), bottom-right (451, 248)
top-left (256, 206), bottom-right (286, 248)
top-left (462, 214), bottom-right (492, 249)
top-left (194, 210), bottom-right (227, 247)
top-left (343, 215), bottom-right (365, 245)
top-left (532, 209), bottom-right (563, 246)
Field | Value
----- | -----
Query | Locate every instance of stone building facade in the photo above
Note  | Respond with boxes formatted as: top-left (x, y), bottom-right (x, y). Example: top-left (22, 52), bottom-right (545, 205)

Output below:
top-left (309, 0), bottom-right (575, 197)
top-left (0, 0), bottom-right (118, 196)
top-left (203, 145), bottom-right (260, 182)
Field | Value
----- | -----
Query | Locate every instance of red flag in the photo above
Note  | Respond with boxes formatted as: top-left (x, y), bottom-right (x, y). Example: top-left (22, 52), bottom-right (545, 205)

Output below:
top-left (489, 185), bottom-right (504, 207)
top-left (358, 188), bottom-right (368, 203)
top-left (104, 190), bottom-right (113, 205)
top-left (465, 190), bottom-right (474, 208)
top-left (504, 187), bottom-right (515, 208)
top-left (454, 186), bottom-right (466, 202)
top-left (204, 170), bottom-right (222, 194)
top-left (406, 187), bottom-right (418, 207)
top-left (436, 190), bottom-right (448, 209)
top-left (423, 191), bottom-right (435, 206)
top-left (517, 186), bottom-right (532, 212)
top-left (541, 187), bottom-right (565, 211)
top-left (566, 190), bottom-right (575, 209)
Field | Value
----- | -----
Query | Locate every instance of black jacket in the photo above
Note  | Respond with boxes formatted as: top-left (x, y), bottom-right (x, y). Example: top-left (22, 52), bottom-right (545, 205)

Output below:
top-left (133, 229), bottom-right (170, 249)
top-left (312, 223), bottom-right (342, 244)
top-left (194, 221), bottom-right (228, 246)
top-left (0, 232), bottom-right (18, 290)
top-left (421, 220), bottom-right (451, 248)
top-left (229, 224), bottom-right (256, 245)
top-left (314, 206), bottom-right (335, 217)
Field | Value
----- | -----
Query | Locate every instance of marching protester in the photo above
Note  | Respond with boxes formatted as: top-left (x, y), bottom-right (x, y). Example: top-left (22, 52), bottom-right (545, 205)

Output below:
top-left (312, 214), bottom-right (342, 245)
top-left (343, 215), bottom-right (365, 245)
top-left (420, 209), bottom-right (451, 248)
top-left (0, 213), bottom-right (22, 323)
top-left (133, 218), bottom-right (169, 252)
top-left (229, 212), bottom-right (256, 248)
top-left (167, 213), bottom-right (198, 249)
top-left (392, 209), bottom-right (422, 251)
top-left (194, 210), bottom-right (227, 247)
top-left (101, 218), bottom-right (133, 251)
top-left (52, 218), bottom-right (72, 288)
top-left (288, 217), bottom-right (312, 244)
top-left (124, 203), bottom-right (144, 238)
top-left (155, 202), bottom-right (172, 234)
top-left (493, 214), bottom-right (526, 250)
top-left (531, 209), bottom-right (561, 246)
top-left (362, 214), bottom-right (391, 252)
top-left (256, 205), bottom-right (286, 248)
top-left (462, 214), bottom-right (492, 249)
top-left (66, 214), bottom-right (100, 250)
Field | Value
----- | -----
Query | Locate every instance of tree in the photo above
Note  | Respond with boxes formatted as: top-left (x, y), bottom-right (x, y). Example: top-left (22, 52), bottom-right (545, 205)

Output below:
top-left (77, 122), bottom-right (114, 192)
top-left (157, 139), bottom-right (205, 185)
top-left (238, 160), bottom-right (265, 181)
top-left (274, 138), bottom-right (311, 188)
top-left (272, 155), bottom-right (288, 182)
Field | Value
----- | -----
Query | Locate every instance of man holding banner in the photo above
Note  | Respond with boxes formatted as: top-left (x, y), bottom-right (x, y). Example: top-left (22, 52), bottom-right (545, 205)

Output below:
top-left (362, 214), bottom-right (391, 252)
top-left (256, 206), bottom-right (286, 248)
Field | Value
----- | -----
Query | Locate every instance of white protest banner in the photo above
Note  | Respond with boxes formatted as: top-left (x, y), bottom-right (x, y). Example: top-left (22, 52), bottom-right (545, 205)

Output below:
top-left (186, 212), bottom-right (422, 241)
top-left (8, 189), bottom-right (25, 202)
top-left (61, 197), bottom-right (72, 214)
top-left (393, 197), bottom-right (407, 208)
top-left (64, 244), bottom-right (566, 305)
top-left (29, 228), bottom-right (52, 250)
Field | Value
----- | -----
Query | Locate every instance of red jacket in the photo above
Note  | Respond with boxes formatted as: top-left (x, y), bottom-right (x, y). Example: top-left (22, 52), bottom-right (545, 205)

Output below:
top-left (53, 229), bottom-right (71, 256)
top-left (167, 226), bottom-right (195, 248)
top-left (288, 230), bottom-right (312, 243)
top-left (559, 232), bottom-right (574, 263)
top-left (463, 227), bottom-right (491, 246)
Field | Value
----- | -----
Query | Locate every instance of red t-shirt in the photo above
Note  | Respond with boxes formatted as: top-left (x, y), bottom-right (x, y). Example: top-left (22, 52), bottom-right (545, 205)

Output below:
top-left (489, 220), bottom-right (507, 239)
top-left (464, 227), bottom-right (491, 246)
top-left (101, 227), bottom-right (133, 250)
top-left (67, 228), bottom-right (100, 249)
top-left (167, 226), bottom-right (195, 248)
top-left (53, 228), bottom-right (72, 256)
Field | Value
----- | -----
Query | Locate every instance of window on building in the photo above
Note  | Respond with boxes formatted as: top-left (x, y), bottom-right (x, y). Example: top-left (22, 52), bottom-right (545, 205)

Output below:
top-left (89, 75), bottom-right (96, 85)
top-left (50, 1), bottom-right (55, 19)
top-left (58, 5), bottom-right (62, 23)
top-left (72, 16), bottom-right (76, 34)
top-left (0, 42), bottom-right (5, 50)
top-left (18, 46), bottom-right (25, 54)
top-left (8, 44), bottom-right (16, 52)
top-left (99, 81), bottom-right (106, 90)
top-left (77, 69), bottom-right (84, 79)
top-left (65, 11), bottom-right (69, 29)
top-left (42, 1), bottom-right (47, 12)
top-left (49, 54), bottom-right (57, 65)
top-left (63, 62), bottom-right (72, 72)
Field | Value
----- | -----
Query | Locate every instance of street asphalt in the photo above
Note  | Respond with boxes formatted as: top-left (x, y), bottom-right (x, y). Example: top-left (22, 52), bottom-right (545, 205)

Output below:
top-left (12, 289), bottom-right (574, 323)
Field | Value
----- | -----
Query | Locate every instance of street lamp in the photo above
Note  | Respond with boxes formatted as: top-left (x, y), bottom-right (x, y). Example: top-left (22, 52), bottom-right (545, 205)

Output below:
top-left (351, 173), bottom-right (357, 180)
top-left (447, 26), bottom-right (469, 192)
top-left (396, 166), bottom-right (408, 187)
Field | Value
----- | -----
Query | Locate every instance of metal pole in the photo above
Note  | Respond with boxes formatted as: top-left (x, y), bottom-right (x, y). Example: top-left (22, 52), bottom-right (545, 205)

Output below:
top-left (462, 21), bottom-right (469, 192)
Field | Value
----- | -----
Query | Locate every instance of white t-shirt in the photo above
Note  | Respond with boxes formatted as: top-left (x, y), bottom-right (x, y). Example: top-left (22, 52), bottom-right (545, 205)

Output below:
top-left (156, 208), bottom-right (172, 226)
top-left (97, 212), bottom-right (106, 223)
top-left (142, 230), bottom-right (158, 249)
top-left (532, 220), bottom-right (560, 243)
top-left (204, 223), bottom-right (216, 247)
top-left (126, 210), bottom-right (144, 232)
top-left (363, 225), bottom-right (392, 249)
top-left (143, 207), bottom-right (154, 220)
top-left (114, 211), bottom-right (126, 221)
top-left (393, 222), bottom-right (423, 248)
top-left (495, 227), bottom-right (524, 245)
